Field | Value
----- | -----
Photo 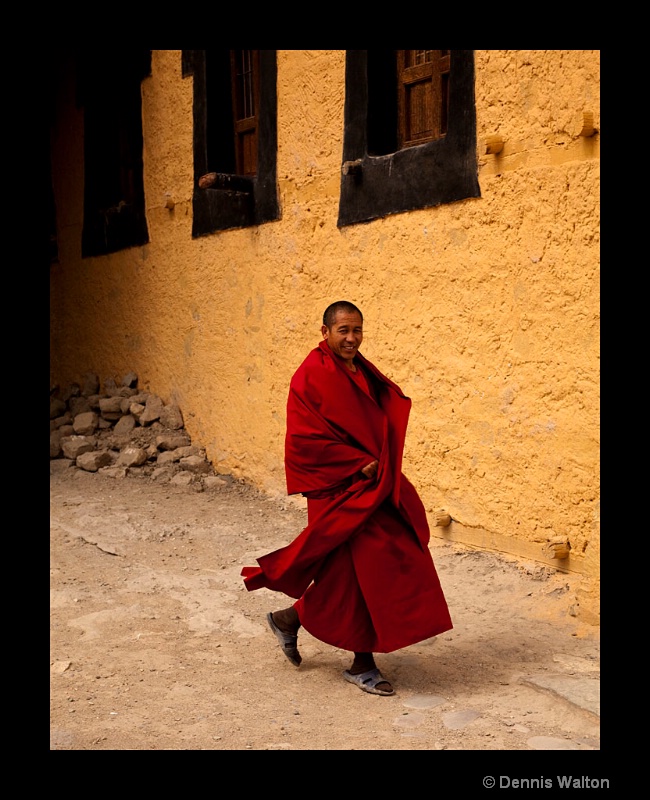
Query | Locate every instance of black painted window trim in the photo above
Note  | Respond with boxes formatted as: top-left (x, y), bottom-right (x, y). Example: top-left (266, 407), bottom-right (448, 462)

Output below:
top-left (338, 50), bottom-right (480, 227)
top-left (183, 50), bottom-right (280, 236)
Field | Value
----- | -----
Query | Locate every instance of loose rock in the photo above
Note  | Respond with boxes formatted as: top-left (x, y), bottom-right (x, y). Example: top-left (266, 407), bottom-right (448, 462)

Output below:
top-left (50, 372), bottom-right (221, 489)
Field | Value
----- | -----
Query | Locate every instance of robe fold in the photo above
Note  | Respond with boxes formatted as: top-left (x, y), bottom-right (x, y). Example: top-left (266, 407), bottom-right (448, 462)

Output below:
top-left (241, 339), bottom-right (452, 653)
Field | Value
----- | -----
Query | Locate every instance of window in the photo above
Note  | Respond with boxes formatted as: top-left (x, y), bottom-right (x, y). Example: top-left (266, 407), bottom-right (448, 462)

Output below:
top-left (183, 50), bottom-right (280, 236)
top-left (338, 50), bottom-right (480, 227)
top-left (230, 50), bottom-right (259, 176)
top-left (78, 49), bottom-right (151, 257)
top-left (397, 50), bottom-right (450, 148)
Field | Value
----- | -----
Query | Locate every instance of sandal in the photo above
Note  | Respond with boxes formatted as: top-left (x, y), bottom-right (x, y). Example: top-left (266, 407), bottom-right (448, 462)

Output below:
top-left (266, 612), bottom-right (301, 667)
top-left (342, 667), bottom-right (395, 696)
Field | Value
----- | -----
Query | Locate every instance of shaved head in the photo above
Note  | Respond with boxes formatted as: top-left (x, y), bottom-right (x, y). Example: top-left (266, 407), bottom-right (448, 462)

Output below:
top-left (323, 301), bottom-right (363, 329)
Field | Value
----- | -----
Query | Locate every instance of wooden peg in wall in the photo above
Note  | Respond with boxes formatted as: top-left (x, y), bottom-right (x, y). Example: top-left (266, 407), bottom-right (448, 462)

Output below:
top-left (577, 111), bottom-right (596, 138)
top-left (484, 135), bottom-right (505, 155)
top-left (542, 536), bottom-right (571, 559)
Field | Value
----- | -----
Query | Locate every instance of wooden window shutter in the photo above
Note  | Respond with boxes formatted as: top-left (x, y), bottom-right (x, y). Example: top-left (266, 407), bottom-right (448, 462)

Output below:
top-left (397, 50), bottom-right (450, 148)
top-left (230, 50), bottom-right (260, 176)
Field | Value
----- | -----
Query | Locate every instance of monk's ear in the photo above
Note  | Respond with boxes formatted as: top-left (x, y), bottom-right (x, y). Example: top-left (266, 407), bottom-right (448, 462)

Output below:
top-left (321, 325), bottom-right (329, 339)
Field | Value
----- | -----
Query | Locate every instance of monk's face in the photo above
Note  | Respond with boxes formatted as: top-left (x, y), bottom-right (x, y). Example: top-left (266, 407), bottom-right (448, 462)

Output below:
top-left (322, 311), bottom-right (363, 367)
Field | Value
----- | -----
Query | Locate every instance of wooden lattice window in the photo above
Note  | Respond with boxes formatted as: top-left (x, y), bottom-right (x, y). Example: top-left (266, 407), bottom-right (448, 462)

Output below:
top-left (230, 50), bottom-right (260, 176)
top-left (397, 50), bottom-right (450, 148)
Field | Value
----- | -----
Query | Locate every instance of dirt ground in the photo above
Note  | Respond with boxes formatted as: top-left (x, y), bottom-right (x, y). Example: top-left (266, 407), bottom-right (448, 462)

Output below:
top-left (50, 462), bottom-right (601, 753)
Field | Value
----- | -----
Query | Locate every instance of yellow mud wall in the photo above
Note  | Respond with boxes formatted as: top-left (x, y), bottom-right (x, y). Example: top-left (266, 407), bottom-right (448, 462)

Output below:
top-left (49, 50), bottom-right (600, 623)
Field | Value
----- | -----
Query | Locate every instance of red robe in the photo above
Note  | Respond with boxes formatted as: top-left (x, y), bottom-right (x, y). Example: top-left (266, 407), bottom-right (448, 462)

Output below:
top-left (241, 339), bottom-right (452, 653)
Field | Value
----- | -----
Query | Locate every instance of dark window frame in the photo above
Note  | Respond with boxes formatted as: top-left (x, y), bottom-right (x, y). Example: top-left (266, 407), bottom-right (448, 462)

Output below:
top-left (183, 49), bottom-right (280, 236)
top-left (78, 49), bottom-right (151, 257)
top-left (338, 49), bottom-right (480, 227)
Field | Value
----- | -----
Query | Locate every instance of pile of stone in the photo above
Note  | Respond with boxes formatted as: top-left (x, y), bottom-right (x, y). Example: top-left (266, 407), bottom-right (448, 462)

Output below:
top-left (49, 371), bottom-right (226, 490)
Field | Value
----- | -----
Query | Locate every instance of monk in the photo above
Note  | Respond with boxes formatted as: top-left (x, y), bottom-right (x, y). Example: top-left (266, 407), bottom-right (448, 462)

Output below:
top-left (241, 301), bottom-right (452, 695)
